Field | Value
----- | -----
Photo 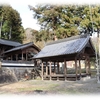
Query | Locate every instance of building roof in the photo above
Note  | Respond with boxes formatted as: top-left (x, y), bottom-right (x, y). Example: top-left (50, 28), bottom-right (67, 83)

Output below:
top-left (0, 39), bottom-right (21, 47)
top-left (4, 42), bottom-right (40, 54)
top-left (34, 35), bottom-right (95, 59)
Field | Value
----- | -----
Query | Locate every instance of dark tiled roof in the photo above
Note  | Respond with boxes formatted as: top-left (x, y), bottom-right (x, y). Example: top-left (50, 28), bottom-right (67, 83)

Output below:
top-left (4, 42), bottom-right (34, 53)
top-left (0, 39), bottom-right (21, 47)
top-left (34, 35), bottom-right (92, 59)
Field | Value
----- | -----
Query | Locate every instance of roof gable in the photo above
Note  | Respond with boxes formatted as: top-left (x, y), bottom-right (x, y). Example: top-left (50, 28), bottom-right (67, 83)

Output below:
top-left (4, 42), bottom-right (40, 54)
top-left (34, 35), bottom-right (94, 59)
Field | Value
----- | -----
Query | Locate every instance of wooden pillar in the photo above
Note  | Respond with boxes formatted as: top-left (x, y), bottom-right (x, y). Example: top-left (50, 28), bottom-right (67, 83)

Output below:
top-left (79, 59), bottom-right (81, 78)
top-left (54, 62), bottom-right (56, 74)
top-left (57, 62), bottom-right (59, 74)
top-left (75, 57), bottom-right (78, 80)
top-left (49, 61), bottom-right (52, 80)
top-left (85, 58), bottom-right (88, 75)
top-left (41, 61), bottom-right (44, 80)
top-left (88, 57), bottom-right (91, 76)
top-left (64, 59), bottom-right (67, 81)
top-left (22, 52), bottom-right (24, 60)
top-left (11, 55), bottom-right (12, 60)
top-left (26, 51), bottom-right (27, 61)
top-left (57, 62), bottom-right (59, 81)
top-left (16, 54), bottom-right (18, 61)
top-left (46, 62), bottom-right (48, 75)
top-left (0, 61), bottom-right (2, 68)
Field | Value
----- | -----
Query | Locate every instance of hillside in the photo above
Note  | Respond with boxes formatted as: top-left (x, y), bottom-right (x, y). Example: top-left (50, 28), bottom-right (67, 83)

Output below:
top-left (23, 28), bottom-right (46, 49)
top-left (23, 28), bottom-right (33, 44)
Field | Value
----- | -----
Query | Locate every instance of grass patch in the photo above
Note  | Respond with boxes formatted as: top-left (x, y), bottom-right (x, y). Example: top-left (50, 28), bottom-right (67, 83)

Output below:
top-left (57, 87), bottom-right (88, 95)
top-left (18, 87), bottom-right (46, 92)
top-left (17, 82), bottom-right (59, 93)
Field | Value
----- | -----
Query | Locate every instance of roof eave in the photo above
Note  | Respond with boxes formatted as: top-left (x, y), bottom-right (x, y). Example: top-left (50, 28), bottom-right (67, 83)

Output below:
top-left (33, 52), bottom-right (78, 60)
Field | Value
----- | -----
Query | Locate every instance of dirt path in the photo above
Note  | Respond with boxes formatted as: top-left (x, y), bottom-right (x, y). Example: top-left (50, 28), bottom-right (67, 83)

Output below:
top-left (0, 78), bottom-right (100, 95)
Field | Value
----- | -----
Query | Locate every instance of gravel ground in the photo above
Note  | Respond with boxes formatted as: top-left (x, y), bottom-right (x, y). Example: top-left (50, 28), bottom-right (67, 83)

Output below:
top-left (0, 77), bottom-right (100, 96)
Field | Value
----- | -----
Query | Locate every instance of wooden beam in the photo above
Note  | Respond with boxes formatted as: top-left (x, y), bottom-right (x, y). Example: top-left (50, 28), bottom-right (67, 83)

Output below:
top-left (41, 61), bottom-right (44, 80)
top-left (41, 53), bottom-right (77, 62)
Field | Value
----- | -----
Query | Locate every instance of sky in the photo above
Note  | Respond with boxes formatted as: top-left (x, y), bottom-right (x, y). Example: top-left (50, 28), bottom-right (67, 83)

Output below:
top-left (10, 4), bottom-right (40, 30)
top-left (0, 0), bottom-right (40, 30)
top-left (0, 0), bottom-right (100, 30)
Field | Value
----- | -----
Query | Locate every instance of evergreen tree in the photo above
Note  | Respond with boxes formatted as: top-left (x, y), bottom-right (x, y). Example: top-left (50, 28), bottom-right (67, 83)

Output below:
top-left (0, 4), bottom-right (24, 43)
top-left (29, 4), bottom-right (100, 42)
top-left (29, 4), bottom-right (79, 41)
top-left (80, 5), bottom-right (100, 36)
